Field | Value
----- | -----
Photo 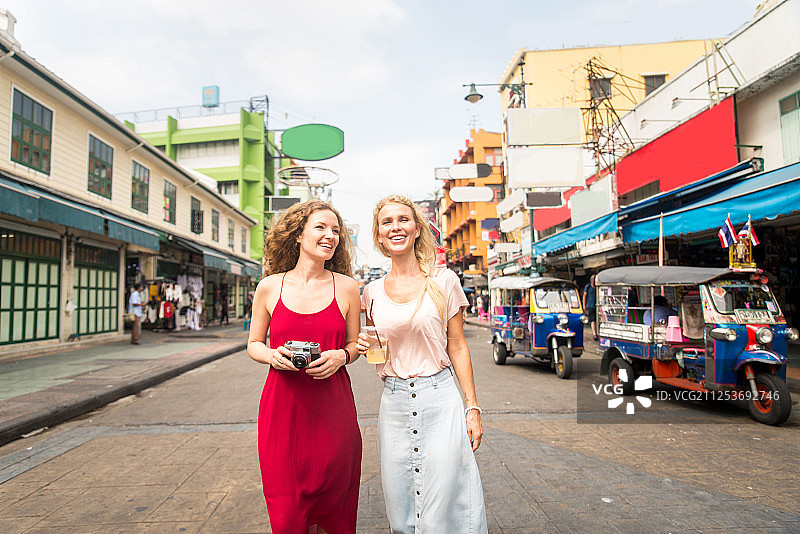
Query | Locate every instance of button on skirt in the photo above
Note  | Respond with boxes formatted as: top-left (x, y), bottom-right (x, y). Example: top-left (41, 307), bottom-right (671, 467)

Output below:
top-left (379, 368), bottom-right (488, 534)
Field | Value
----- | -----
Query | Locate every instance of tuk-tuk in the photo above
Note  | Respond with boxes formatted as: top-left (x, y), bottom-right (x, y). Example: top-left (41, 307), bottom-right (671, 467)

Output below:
top-left (596, 266), bottom-right (797, 425)
top-left (489, 276), bottom-right (587, 379)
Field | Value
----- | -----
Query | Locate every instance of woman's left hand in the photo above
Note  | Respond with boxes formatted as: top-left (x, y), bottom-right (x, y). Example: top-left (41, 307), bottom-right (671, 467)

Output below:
top-left (466, 410), bottom-right (483, 451)
top-left (305, 349), bottom-right (347, 380)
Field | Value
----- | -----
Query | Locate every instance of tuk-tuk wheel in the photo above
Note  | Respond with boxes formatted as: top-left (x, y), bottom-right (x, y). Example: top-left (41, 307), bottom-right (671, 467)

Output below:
top-left (493, 341), bottom-right (508, 366)
top-left (555, 345), bottom-right (573, 379)
top-left (609, 358), bottom-right (635, 395)
top-left (746, 373), bottom-right (792, 426)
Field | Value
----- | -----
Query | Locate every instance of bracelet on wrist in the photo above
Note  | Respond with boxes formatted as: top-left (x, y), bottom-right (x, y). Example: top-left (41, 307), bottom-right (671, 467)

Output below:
top-left (465, 405), bottom-right (482, 416)
top-left (343, 347), bottom-right (352, 365)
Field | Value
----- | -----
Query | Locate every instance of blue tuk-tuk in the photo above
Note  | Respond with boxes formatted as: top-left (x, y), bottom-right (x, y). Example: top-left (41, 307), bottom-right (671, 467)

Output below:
top-left (489, 276), bottom-right (587, 379)
top-left (596, 266), bottom-right (797, 425)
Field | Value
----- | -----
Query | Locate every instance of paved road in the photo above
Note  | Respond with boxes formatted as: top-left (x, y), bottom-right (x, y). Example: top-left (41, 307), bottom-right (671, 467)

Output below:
top-left (0, 324), bottom-right (799, 533)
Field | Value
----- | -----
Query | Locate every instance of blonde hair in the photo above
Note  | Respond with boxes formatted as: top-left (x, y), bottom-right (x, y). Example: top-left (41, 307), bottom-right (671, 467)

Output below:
top-left (372, 195), bottom-right (447, 328)
top-left (264, 200), bottom-right (353, 277)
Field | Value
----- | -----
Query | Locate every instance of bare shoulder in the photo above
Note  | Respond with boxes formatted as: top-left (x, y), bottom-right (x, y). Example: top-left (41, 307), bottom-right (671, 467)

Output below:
top-left (332, 271), bottom-right (359, 294)
top-left (255, 274), bottom-right (283, 297)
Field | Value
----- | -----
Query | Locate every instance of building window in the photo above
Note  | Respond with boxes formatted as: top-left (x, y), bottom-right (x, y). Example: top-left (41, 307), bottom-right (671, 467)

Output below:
top-left (484, 147), bottom-right (502, 167)
top-left (211, 209), bottom-right (220, 242)
top-left (539, 219), bottom-right (571, 239)
top-left (131, 161), bottom-right (149, 213)
top-left (619, 180), bottom-right (660, 206)
top-left (488, 184), bottom-right (504, 202)
top-left (191, 197), bottom-right (203, 234)
top-left (218, 181), bottom-right (239, 195)
top-left (241, 226), bottom-right (247, 254)
top-left (779, 91), bottom-right (800, 164)
top-left (590, 77), bottom-right (612, 101)
top-left (163, 180), bottom-right (176, 224)
top-left (228, 218), bottom-right (234, 249)
top-left (644, 74), bottom-right (666, 96)
top-left (88, 135), bottom-right (113, 199)
top-left (11, 89), bottom-right (53, 175)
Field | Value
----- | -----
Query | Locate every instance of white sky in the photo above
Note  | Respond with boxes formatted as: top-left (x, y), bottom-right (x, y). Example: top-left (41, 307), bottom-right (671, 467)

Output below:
top-left (4, 0), bottom-right (758, 268)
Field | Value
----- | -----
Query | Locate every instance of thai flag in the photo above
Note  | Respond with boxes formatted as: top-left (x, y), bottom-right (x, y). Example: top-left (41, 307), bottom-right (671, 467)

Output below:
top-left (718, 216), bottom-right (736, 248)
top-left (738, 220), bottom-right (760, 246)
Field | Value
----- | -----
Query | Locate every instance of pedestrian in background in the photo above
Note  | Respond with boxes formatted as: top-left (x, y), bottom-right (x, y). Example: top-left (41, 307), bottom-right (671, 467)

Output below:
top-left (357, 195), bottom-right (487, 533)
top-left (128, 283), bottom-right (145, 345)
top-left (583, 274), bottom-right (598, 340)
top-left (219, 290), bottom-right (229, 325)
top-left (247, 200), bottom-right (362, 534)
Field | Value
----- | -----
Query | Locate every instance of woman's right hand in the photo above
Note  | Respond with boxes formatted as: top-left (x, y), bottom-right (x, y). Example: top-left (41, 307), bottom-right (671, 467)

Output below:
top-left (270, 345), bottom-right (298, 371)
top-left (356, 332), bottom-right (370, 356)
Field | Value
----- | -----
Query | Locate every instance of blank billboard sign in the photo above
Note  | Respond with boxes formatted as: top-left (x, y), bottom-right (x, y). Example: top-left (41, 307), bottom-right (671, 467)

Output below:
top-left (268, 196), bottom-right (301, 211)
top-left (507, 146), bottom-right (585, 188)
top-left (525, 192), bottom-right (562, 208)
top-left (506, 107), bottom-right (582, 146)
top-left (449, 186), bottom-right (494, 202)
top-left (448, 163), bottom-right (492, 179)
top-left (569, 176), bottom-right (612, 226)
top-left (281, 124), bottom-right (344, 161)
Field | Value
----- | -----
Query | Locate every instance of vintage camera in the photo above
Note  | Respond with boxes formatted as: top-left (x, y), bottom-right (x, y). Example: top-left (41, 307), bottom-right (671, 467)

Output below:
top-left (284, 340), bottom-right (321, 369)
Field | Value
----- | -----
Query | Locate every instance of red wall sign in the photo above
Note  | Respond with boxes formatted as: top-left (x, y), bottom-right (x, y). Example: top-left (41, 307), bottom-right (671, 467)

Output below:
top-left (616, 97), bottom-right (738, 196)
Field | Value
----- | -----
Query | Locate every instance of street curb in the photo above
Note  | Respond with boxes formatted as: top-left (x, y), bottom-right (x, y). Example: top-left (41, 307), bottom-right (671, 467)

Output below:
top-left (0, 342), bottom-right (246, 447)
top-left (464, 318), bottom-right (492, 329)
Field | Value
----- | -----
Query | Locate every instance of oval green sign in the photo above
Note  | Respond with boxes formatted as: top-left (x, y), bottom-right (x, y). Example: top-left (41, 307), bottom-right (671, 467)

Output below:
top-left (281, 124), bottom-right (344, 161)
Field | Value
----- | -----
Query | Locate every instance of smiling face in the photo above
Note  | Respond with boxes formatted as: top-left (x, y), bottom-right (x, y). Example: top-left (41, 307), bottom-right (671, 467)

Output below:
top-left (297, 209), bottom-right (340, 261)
top-left (376, 202), bottom-right (420, 256)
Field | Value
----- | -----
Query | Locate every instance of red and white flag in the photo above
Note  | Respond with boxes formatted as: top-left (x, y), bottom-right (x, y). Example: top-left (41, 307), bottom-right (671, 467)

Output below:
top-left (738, 219), bottom-right (760, 246)
top-left (718, 215), bottom-right (736, 248)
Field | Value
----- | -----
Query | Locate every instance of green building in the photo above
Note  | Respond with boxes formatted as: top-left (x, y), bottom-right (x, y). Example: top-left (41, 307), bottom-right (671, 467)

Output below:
top-left (123, 100), bottom-right (286, 261)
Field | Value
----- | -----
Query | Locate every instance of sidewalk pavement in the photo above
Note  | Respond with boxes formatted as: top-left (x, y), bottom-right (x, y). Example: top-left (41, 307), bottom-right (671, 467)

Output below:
top-left (0, 321), bottom-right (250, 447)
top-left (463, 316), bottom-right (800, 394)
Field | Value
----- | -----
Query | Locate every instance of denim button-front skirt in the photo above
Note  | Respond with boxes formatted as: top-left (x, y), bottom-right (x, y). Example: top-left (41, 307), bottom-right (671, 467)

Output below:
top-left (379, 367), bottom-right (488, 534)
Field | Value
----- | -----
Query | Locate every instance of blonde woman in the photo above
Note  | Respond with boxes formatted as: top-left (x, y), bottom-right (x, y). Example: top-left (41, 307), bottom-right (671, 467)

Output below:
top-left (247, 200), bottom-right (362, 534)
top-left (357, 195), bottom-right (487, 533)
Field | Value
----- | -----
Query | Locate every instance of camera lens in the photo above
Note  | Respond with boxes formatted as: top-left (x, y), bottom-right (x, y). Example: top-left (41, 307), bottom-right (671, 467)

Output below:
top-left (292, 356), bottom-right (308, 369)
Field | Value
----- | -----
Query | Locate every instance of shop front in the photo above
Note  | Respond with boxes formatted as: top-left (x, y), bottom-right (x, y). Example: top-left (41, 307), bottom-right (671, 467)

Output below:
top-left (621, 160), bottom-right (800, 327)
top-left (71, 244), bottom-right (120, 337)
top-left (0, 225), bottom-right (61, 345)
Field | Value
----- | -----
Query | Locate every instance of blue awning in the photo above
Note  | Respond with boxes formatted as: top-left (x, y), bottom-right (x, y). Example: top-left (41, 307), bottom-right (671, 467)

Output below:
top-left (0, 174), bottom-right (158, 249)
top-left (104, 212), bottom-right (160, 250)
top-left (27, 188), bottom-right (105, 235)
top-left (172, 237), bottom-right (232, 271)
top-left (618, 159), bottom-right (760, 222)
top-left (194, 244), bottom-right (229, 271)
top-left (0, 175), bottom-right (39, 221)
top-left (242, 261), bottom-right (263, 279)
top-left (623, 161), bottom-right (800, 243)
top-left (532, 212), bottom-right (618, 256)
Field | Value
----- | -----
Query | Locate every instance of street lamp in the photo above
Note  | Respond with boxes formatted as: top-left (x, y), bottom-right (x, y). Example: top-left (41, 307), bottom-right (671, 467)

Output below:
top-left (464, 59), bottom-right (534, 106)
top-left (462, 82), bottom-right (534, 105)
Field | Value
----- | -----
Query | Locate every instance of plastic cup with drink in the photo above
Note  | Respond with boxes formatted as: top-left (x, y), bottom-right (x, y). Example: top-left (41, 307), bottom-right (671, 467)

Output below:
top-left (362, 325), bottom-right (387, 364)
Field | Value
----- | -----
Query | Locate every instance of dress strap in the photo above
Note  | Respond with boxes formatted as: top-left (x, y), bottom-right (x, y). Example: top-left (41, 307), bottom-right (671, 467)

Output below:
top-left (331, 270), bottom-right (335, 300)
top-left (279, 272), bottom-right (287, 300)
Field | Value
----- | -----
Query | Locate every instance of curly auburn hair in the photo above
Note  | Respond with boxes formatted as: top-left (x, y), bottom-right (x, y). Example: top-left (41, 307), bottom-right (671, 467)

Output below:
top-left (264, 200), bottom-right (353, 277)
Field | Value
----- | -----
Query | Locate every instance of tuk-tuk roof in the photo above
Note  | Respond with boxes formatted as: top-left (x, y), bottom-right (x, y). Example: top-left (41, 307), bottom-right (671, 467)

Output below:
top-left (489, 276), bottom-right (577, 290)
top-left (596, 266), bottom-right (733, 286)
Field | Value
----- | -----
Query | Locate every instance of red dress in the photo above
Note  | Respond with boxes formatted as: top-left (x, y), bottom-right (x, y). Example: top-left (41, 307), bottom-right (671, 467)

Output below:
top-left (258, 273), bottom-right (362, 534)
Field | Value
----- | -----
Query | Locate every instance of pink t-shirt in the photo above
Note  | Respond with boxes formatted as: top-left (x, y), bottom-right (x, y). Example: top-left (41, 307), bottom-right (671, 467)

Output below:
top-left (361, 268), bottom-right (468, 379)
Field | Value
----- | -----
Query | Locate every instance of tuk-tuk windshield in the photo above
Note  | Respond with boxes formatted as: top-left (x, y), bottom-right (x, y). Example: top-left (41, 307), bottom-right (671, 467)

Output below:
top-left (534, 286), bottom-right (580, 311)
top-left (707, 281), bottom-right (779, 315)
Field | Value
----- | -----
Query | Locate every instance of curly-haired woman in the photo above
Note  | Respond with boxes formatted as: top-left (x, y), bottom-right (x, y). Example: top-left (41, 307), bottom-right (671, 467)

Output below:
top-left (247, 200), bottom-right (362, 534)
top-left (357, 195), bottom-right (487, 533)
